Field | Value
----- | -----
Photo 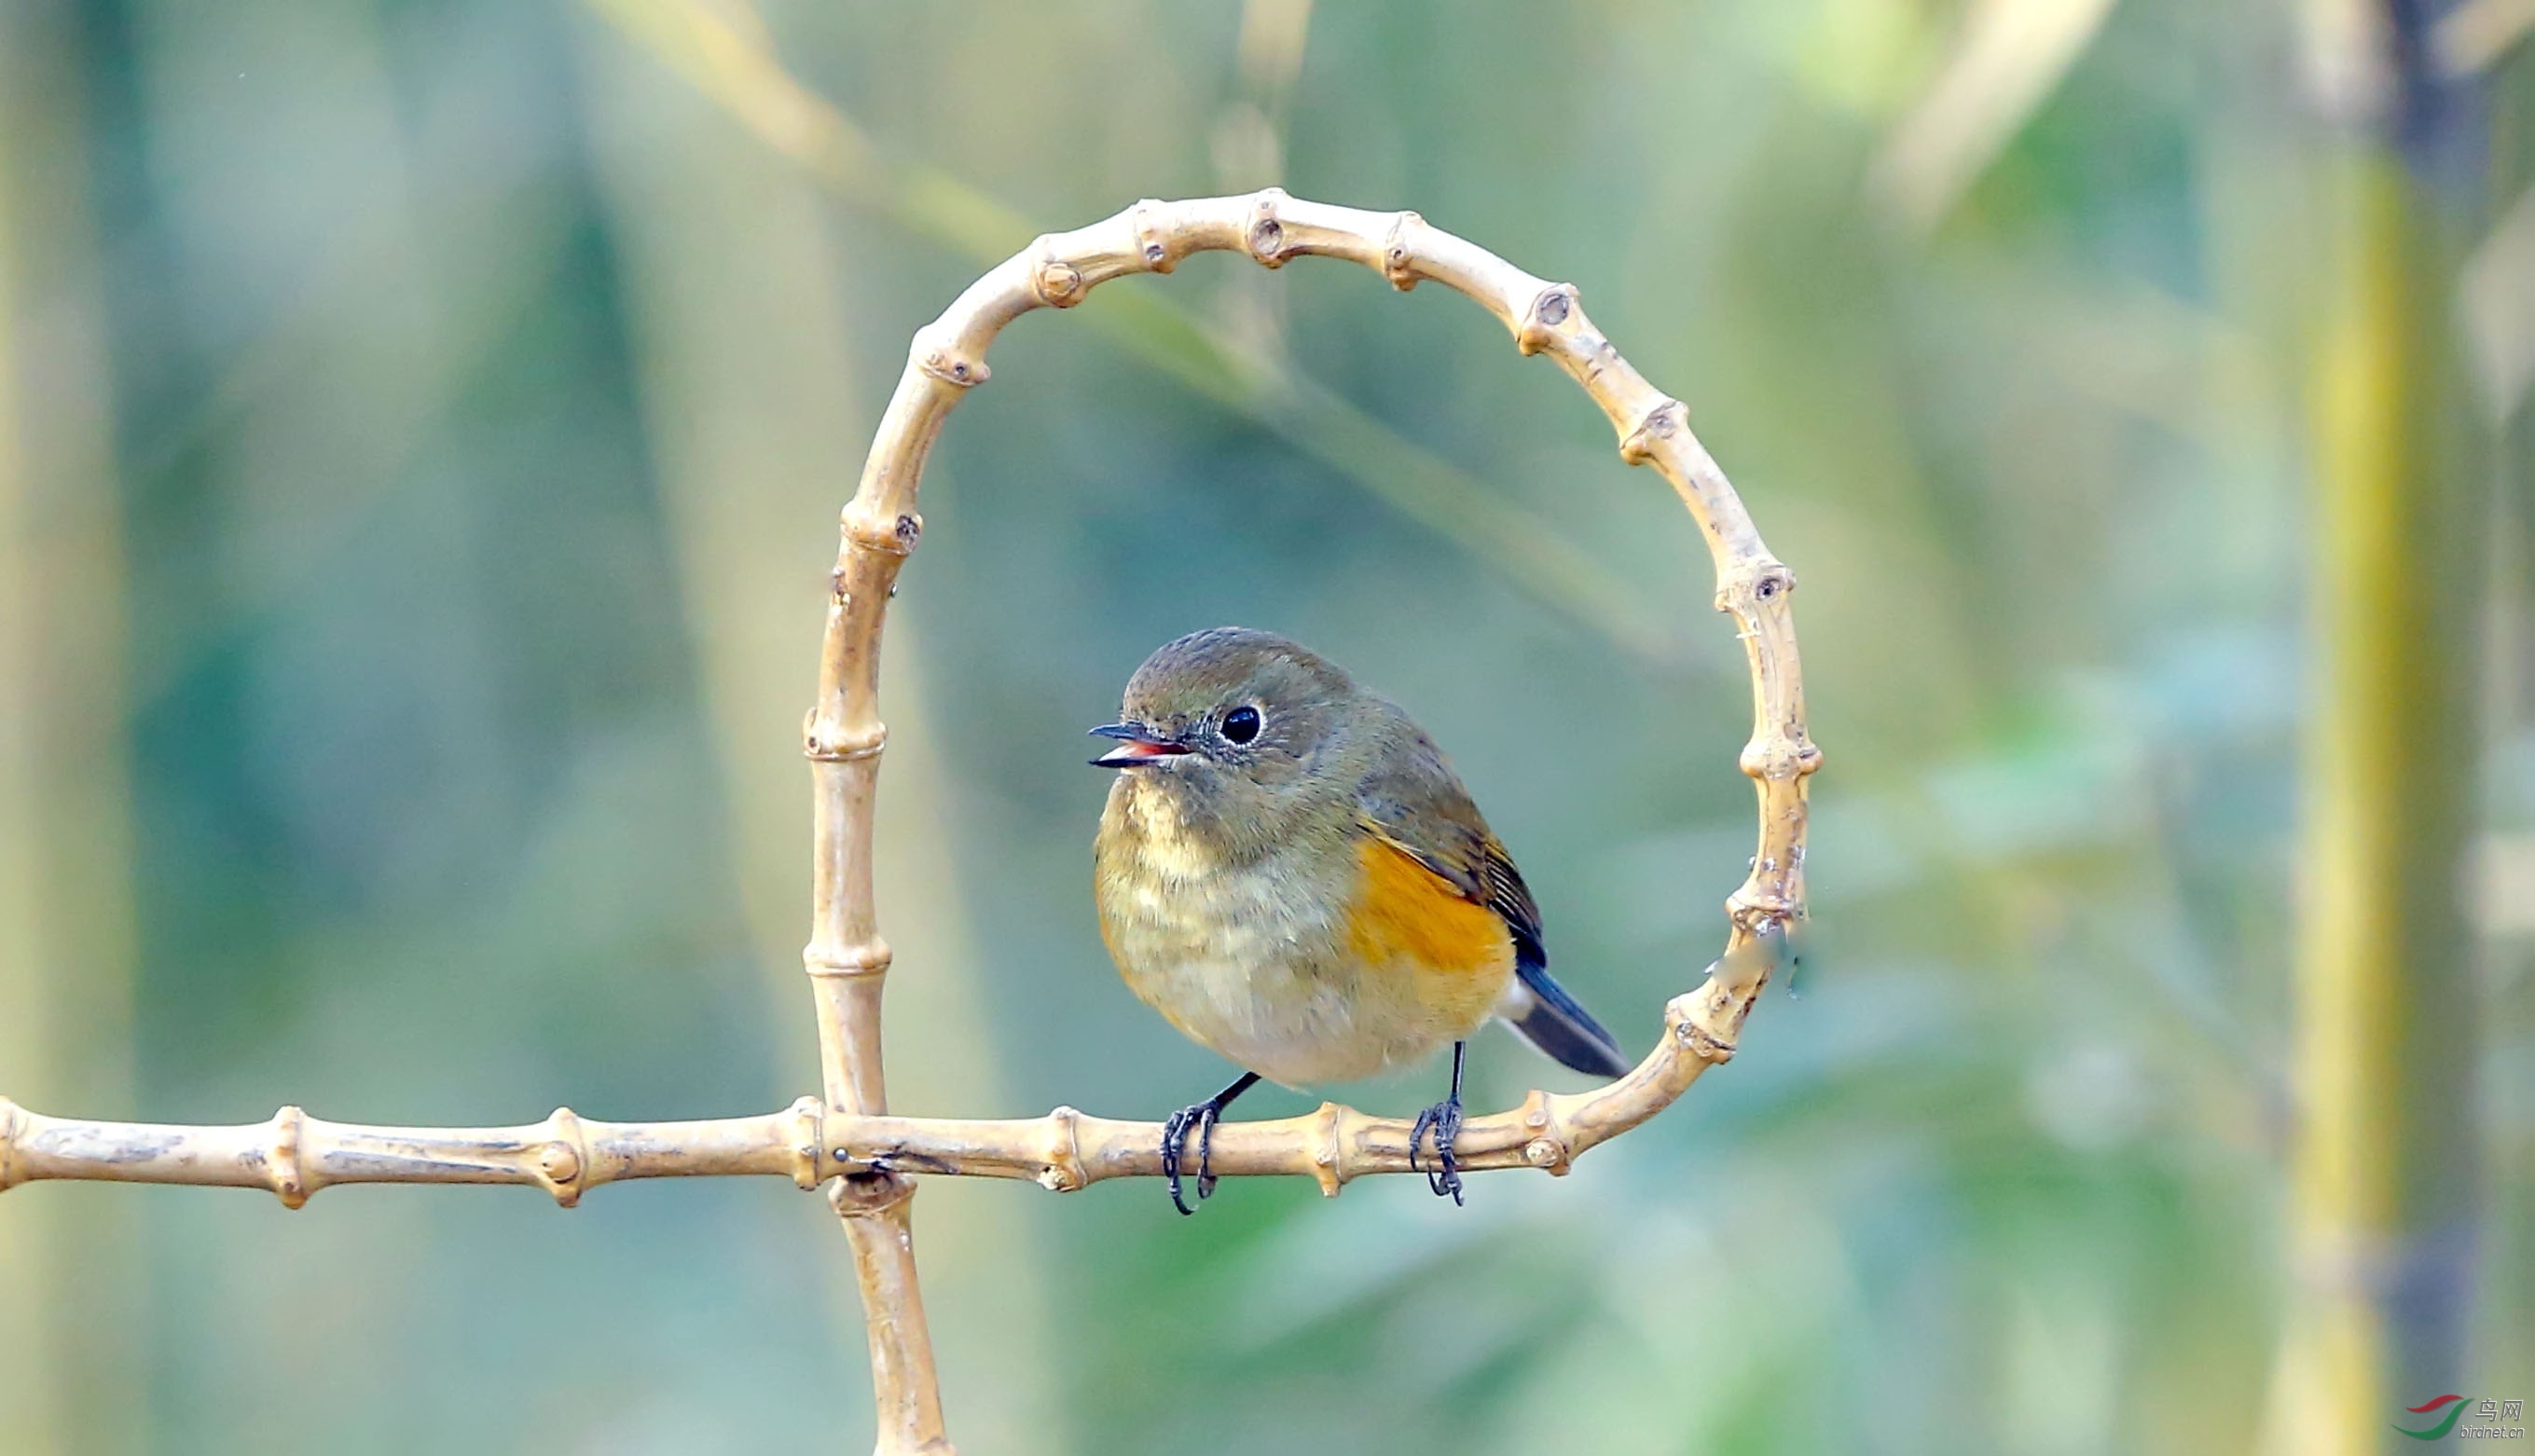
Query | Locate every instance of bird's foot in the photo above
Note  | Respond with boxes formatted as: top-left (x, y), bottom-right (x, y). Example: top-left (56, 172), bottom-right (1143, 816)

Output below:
top-left (1410, 1093), bottom-right (1466, 1205)
top-left (1160, 1098), bottom-right (1229, 1216)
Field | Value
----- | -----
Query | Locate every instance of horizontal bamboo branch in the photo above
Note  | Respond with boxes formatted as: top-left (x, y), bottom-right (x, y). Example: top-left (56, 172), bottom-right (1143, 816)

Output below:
top-left (0, 1097), bottom-right (830, 1207)
top-left (0, 939), bottom-right (1765, 1207)
top-left (2, 187), bottom-right (1811, 1456)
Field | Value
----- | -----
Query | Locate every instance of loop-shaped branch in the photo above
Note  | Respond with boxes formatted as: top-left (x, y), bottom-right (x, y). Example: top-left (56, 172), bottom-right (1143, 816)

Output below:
top-left (1, 193), bottom-right (1812, 1456)
top-left (801, 193), bottom-right (1813, 1451)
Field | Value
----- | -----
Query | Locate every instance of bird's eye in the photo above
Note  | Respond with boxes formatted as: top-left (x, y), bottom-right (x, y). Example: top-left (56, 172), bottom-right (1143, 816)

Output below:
top-left (1221, 705), bottom-right (1262, 744)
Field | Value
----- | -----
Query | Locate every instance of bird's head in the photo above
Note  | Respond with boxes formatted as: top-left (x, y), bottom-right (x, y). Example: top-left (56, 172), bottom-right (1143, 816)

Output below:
top-left (1090, 626), bottom-right (1374, 852)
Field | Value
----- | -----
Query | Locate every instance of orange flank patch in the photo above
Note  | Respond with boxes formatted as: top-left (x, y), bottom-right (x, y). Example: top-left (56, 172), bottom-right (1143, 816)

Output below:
top-left (1347, 837), bottom-right (1516, 1009)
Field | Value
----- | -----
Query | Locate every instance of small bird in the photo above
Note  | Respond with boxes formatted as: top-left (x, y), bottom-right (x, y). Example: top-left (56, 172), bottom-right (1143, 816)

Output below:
top-left (1089, 626), bottom-right (1632, 1213)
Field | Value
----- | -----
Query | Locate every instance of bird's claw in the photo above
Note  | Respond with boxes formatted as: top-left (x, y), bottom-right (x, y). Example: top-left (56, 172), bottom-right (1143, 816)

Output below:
top-left (1410, 1095), bottom-right (1465, 1205)
top-left (1160, 1099), bottom-right (1225, 1216)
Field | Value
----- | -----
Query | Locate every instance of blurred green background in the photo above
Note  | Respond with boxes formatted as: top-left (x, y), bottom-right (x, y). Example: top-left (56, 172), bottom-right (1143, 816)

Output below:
top-left (2, 0), bottom-right (2529, 1451)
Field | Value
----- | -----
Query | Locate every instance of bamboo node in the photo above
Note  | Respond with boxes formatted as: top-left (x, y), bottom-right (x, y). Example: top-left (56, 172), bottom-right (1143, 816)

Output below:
top-left (1718, 562), bottom-right (1794, 609)
top-left (828, 1169), bottom-right (916, 1218)
top-left (1311, 1101), bottom-right (1345, 1198)
top-left (1030, 240), bottom-right (1085, 308)
top-left (0, 1096), bottom-right (21, 1191)
top-left (1516, 1090), bottom-right (1573, 1173)
top-left (1726, 896), bottom-right (1797, 937)
top-left (1037, 1106), bottom-right (1087, 1191)
top-left (804, 941), bottom-right (892, 979)
top-left (803, 714), bottom-right (888, 762)
top-left (1738, 736), bottom-right (1822, 782)
top-left (1130, 198), bottom-right (1176, 272)
top-left (1678, 1019), bottom-right (1737, 1063)
top-left (539, 1107), bottom-right (588, 1207)
top-left (842, 506), bottom-right (924, 557)
top-left (268, 1106), bottom-right (310, 1209)
top-left (1381, 210), bottom-right (1424, 291)
top-left (788, 1096), bottom-right (825, 1189)
top-left (1619, 399), bottom-right (1687, 464)
top-left (1247, 187), bottom-right (1289, 268)
top-left (915, 340), bottom-right (989, 389)
top-left (1666, 996), bottom-right (1739, 1063)
top-left (1519, 283), bottom-right (1579, 355)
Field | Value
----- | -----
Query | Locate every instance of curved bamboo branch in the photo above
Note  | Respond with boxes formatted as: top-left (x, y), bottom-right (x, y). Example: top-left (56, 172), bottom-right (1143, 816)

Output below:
top-left (0, 193), bottom-right (1814, 1456)
top-left (809, 189), bottom-right (1814, 1451)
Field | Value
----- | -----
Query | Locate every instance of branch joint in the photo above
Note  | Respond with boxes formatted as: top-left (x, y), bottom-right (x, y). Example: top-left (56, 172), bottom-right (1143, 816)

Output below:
top-left (843, 507), bottom-right (923, 557)
top-left (1718, 561), bottom-right (1795, 611)
top-left (1620, 399), bottom-right (1688, 465)
top-left (1246, 186), bottom-right (1290, 268)
top-left (267, 1106), bottom-right (310, 1209)
top-left (788, 1096), bottom-right (828, 1189)
top-left (804, 941), bottom-right (893, 979)
top-left (1726, 894), bottom-right (1798, 940)
top-left (1518, 283), bottom-right (1580, 356)
top-left (1130, 198), bottom-right (1178, 273)
top-left (1516, 1090), bottom-right (1575, 1175)
top-left (804, 713), bottom-right (887, 762)
top-left (1036, 1106), bottom-right (1088, 1191)
top-left (1310, 1101), bottom-right (1348, 1197)
top-left (1672, 1009), bottom-right (1739, 1065)
top-left (1739, 735), bottom-right (1823, 782)
top-left (913, 332), bottom-right (988, 389)
top-left (827, 1168), bottom-right (916, 1219)
top-left (1029, 238), bottom-right (1085, 308)
top-left (1381, 210), bottom-right (1425, 291)
top-left (538, 1107), bottom-right (590, 1207)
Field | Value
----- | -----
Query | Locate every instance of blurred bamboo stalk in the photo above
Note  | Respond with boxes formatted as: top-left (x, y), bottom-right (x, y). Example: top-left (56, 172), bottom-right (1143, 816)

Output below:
top-left (1868, 0), bottom-right (2120, 233)
top-left (0, 5), bottom-right (145, 1452)
top-left (2271, 7), bottom-right (2487, 1445)
top-left (1210, 0), bottom-right (1314, 361)
top-left (582, 0), bottom-right (1679, 667)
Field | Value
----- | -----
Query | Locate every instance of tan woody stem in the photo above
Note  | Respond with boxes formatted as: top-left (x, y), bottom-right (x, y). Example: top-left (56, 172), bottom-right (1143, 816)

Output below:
top-left (810, 189), bottom-right (1811, 1454)
top-left (0, 937), bottom-right (1770, 1205)
top-left (0, 1098), bottom-right (832, 1207)
top-left (2, 194), bottom-right (1812, 1456)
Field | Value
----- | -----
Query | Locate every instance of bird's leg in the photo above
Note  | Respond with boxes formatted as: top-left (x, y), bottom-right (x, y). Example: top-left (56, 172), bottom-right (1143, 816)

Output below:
top-left (1411, 1041), bottom-right (1468, 1205)
top-left (1160, 1071), bottom-right (1261, 1216)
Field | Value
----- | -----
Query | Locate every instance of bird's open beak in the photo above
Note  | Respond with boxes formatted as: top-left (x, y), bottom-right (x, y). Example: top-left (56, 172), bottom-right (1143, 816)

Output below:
top-left (1088, 721), bottom-right (1191, 768)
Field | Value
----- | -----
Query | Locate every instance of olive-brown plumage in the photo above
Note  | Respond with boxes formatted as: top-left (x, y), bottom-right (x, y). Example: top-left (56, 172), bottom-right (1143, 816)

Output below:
top-left (1088, 626), bottom-right (1626, 1210)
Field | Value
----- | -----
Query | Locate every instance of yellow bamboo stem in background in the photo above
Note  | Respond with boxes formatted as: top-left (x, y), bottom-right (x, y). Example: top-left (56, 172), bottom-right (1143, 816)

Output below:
top-left (0, 7), bottom-right (145, 1452)
top-left (2267, 150), bottom-right (2485, 1455)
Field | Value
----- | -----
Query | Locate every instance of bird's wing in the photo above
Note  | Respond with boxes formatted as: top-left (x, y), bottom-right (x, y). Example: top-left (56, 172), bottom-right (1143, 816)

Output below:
top-left (1352, 730), bottom-right (1547, 968)
top-left (1354, 722), bottom-right (1630, 1078)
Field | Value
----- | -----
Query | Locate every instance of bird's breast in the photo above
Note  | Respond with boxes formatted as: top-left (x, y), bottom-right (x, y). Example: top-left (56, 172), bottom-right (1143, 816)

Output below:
top-left (1095, 785), bottom-right (1511, 1087)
